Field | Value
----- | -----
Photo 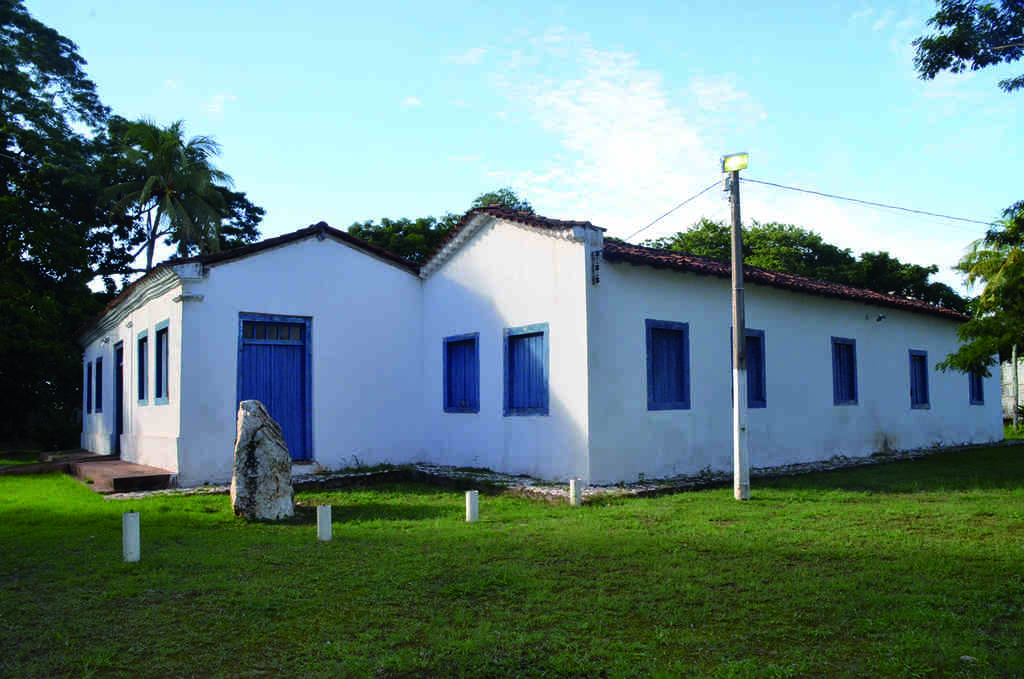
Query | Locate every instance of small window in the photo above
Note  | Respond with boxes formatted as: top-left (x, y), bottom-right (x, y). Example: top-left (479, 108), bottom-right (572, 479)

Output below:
top-left (504, 323), bottom-right (549, 416)
top-left (86, 361), bottom-right (92, 413)
top-left (969, 371), bottom-right (984, 405)
top-left (444, 333), bottom-right (479, 413)
top-left (94, 356), bottom-right (103, 413)
top-left (647, 319), bottom-right (690, 410)
top-left (831, 337), bottom-right (857, 405)
top-left (155, 322), bottom-right (169, 404)
top-left (137, 332), bottom-right (148, 404)
top-left (909, 350), bottom-right (929, 408)
top-left (743, 329), bottom-right (767, 409)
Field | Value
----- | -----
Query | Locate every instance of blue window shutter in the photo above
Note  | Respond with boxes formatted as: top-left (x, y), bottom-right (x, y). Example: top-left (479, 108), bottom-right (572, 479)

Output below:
top-left (646, 320), bottom-right (690, 410)
top-left (504, 323), bottom-right (549, 416)
top-left (909, 350), bottom-right (929, 408)
top-left (745, 330), bottom-right (767, 408)
top-left (969, 371), bottom-right (984, 405)
top-left (831, 337), bottom-right (857, 405)
top-left (95, 357), bottom-right (103, 412)
top-left (154, 322), bottom-right (169, 403)
top-left (86, 362), bottom-right (92, 413)
top-left (443, 334), bottom-right (479, 413)
top-left (137, 334), bottom-right (148, 403)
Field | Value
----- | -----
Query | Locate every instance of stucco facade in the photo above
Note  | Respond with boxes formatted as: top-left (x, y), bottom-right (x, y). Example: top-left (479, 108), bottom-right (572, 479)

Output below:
top-left (79, 209), bottom-right (1003, 486)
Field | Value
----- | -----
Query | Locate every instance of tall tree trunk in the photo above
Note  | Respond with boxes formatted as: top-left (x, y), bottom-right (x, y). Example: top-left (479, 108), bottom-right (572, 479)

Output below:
top-left (1013, 343), bottom-right (1020, 432)
top-left (144, 211), bottom-right (157, 272)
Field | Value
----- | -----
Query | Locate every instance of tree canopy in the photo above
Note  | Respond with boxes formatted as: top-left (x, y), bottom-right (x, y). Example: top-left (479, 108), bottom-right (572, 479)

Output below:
top-left (914, 0), bottom-right (1024, 93)
top-left (348, 187), bottom-right (532, 264)
top-left (644, 219), bottom-right (967, 312)
top-left (0, 0), bottom-right (263, 445)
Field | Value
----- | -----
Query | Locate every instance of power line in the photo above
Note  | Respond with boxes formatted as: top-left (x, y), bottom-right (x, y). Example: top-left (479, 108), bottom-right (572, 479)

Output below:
top-left (741, 177), bottom-right (995, 227)
top-left (626, 179), bottom-right (722, 241)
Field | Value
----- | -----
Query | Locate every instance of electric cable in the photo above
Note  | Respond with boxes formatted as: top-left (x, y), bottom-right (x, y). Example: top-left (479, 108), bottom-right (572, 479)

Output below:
top-left (625, 179), bottom-right (722, 241)
top-left (741, 177), bottom-right (994, 227)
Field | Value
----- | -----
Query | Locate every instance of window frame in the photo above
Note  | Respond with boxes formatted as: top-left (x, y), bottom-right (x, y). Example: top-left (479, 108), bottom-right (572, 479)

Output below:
top-left (137, 330), bottom-right (149, 405)
top-left (154, 320), bottom-right (169, 405)
top-left (736, 328), bottom-right (767, 409)
top-left (503, 322), bottom-right (549, 417)
top-left (909, 349), bottom-right (930, 409)
top-left (969, 371), bottom-right (984, 406)
top-left (831, 336), bottom-right (858, 406)
top-left (86, 360), bottom-right (92, 414)
top-left (94, 356), bottom-right (103, 413)
top-left (646, 319), bottom-right (691, 411)
top-left (443, 332), bottom-right (480, 414)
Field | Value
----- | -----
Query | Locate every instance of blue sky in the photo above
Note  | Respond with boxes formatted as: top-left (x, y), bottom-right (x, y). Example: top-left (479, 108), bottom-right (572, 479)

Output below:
top-left (31, 0), bottom-right (1021, 290)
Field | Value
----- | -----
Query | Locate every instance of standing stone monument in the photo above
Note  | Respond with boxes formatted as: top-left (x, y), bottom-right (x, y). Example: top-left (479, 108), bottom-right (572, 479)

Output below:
top-left (231, 400), bottom-right (294, 520)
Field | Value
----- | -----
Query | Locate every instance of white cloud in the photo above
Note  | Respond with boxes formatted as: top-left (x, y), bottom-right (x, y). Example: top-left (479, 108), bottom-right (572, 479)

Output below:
top-left (205, 92), bottom-right (236, 117)
top-left (402, 96), bottom-right (423, 108)
top-left (872, 9), bottom-right (895, 31)
top-left (850, 7), bottom-right (874, 22)
top-left (689, 75), bottom-right (756, 114)
top-left (447, 47), bottom-right (487, 65)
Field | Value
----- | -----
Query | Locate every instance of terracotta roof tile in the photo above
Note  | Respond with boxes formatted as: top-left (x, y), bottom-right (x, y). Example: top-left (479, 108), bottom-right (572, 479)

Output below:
top-left (602, 241), bottom-right (968, 322)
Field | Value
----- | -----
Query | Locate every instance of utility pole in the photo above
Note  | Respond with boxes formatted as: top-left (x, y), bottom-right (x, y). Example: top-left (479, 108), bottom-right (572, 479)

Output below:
top-left (722, 152), bottom-right (749, 500)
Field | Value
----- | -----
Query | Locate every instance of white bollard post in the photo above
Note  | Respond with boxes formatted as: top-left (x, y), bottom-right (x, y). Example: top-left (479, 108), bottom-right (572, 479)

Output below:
top-left (122, 511), bottom-right (140, 562)
top-left (317, 505), bottom-right (332, 542)
top-left (569, 478), bottom-right (583, 506)
top-left (465, 490), bottom-right (479, 523)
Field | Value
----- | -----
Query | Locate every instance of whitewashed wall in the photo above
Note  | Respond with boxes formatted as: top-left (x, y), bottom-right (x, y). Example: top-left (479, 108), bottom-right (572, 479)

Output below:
top-left (177, 236), bottom-right (425, 486)
top-left (586, 262), bottom-right (1004, 483)
top-left (80, 281), bottom-right (183, 474)
top-left (422, 217), bottom-right (596, 481)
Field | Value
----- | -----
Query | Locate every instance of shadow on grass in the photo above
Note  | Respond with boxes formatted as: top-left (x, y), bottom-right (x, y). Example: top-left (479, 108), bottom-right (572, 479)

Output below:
top-left (759, 446), bottom-right (1024, 495)
top-left (282, 501), bottom-right (452, 524)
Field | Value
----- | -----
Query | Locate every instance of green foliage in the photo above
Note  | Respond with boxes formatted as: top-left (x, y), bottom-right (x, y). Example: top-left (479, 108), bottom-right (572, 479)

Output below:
top-left (914, 0), bottom-right (1024, 93)
top-left (470, 186), bottom-right (535, 213)
top-left (1, 447), bottom-right (1023, 677)
top-left (0, 2), bottom-right (262, 443)
top-left (644, 219), bottom-right (967, 312)
top-left (939, 206), bottom-right (1024, 375)
top-left (349, 187), bottom-right (532, 264)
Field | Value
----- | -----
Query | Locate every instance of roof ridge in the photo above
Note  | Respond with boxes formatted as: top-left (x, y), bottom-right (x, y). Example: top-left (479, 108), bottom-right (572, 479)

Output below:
top-left (602, 241), bottom-right (968, 321)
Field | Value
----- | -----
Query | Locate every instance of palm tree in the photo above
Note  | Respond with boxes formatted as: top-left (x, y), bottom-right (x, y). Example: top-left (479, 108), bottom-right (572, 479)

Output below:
top-left (115, 120), bottom-right (231, 271)
top-left (954, 213), bottom-right (1024, 429)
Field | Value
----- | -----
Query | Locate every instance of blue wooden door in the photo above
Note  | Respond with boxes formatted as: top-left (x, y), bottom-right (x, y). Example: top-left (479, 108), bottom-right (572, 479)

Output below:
top-left (238, 318), bottom-right (310, 460)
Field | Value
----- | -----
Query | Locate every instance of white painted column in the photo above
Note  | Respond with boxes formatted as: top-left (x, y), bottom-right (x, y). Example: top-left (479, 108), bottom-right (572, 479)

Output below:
top-left (733, 367), bottom-right (749, 500)
top-left (317, 505), bottom-right (332, 541)
top-left (122, 511), bottom-right (140, 562)
top-left (465, 490), bottom-right (479, 522)
top-left (569, 478), bottom-right (583, 506)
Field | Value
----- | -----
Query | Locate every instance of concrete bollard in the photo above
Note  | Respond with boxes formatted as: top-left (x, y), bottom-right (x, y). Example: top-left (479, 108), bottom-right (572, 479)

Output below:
top-left (123, 511), bottom-right (140, 562)
top-left (465, 490), bottom-right (479, 522)
top-left (569, 478), bottom-right (583, 506)
top-left (317, 505), bottom-right (332, 542)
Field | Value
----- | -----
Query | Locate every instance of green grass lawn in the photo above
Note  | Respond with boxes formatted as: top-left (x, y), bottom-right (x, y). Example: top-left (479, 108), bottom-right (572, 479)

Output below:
top-left (1, 448), bottom-right (1022, 679)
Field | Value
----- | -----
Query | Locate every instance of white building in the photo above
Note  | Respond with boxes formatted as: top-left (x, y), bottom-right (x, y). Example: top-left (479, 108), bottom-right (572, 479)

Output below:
top-left (78, 207), bottom-right (1002, 486)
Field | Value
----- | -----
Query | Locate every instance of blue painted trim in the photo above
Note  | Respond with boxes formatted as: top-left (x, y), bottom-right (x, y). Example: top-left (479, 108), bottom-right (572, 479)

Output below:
top-left (85, 360), bottom-right (92, 414)
top-left (831, 336), bottom-right (858, 406)
top-left (153, 319), bottom-right (170, 405)
top-left (646, 319), bottom-right (690, 411)
top-left (94, 356), bottom-right (103, 413)
top-left (503, 322), bottom-right (549, 416)
top-left (909, 349), bottom-right (930, 409)
top-left (136, 330), bottom-right (149, 405)
top-left (443, 332), bottom-right (480, 413)
top-left (237, 313), bottom-right (314, 461)
top-left (969, 371), bottom-right (984, 405)
top-left (746, 328), bottom-right (767, 409)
